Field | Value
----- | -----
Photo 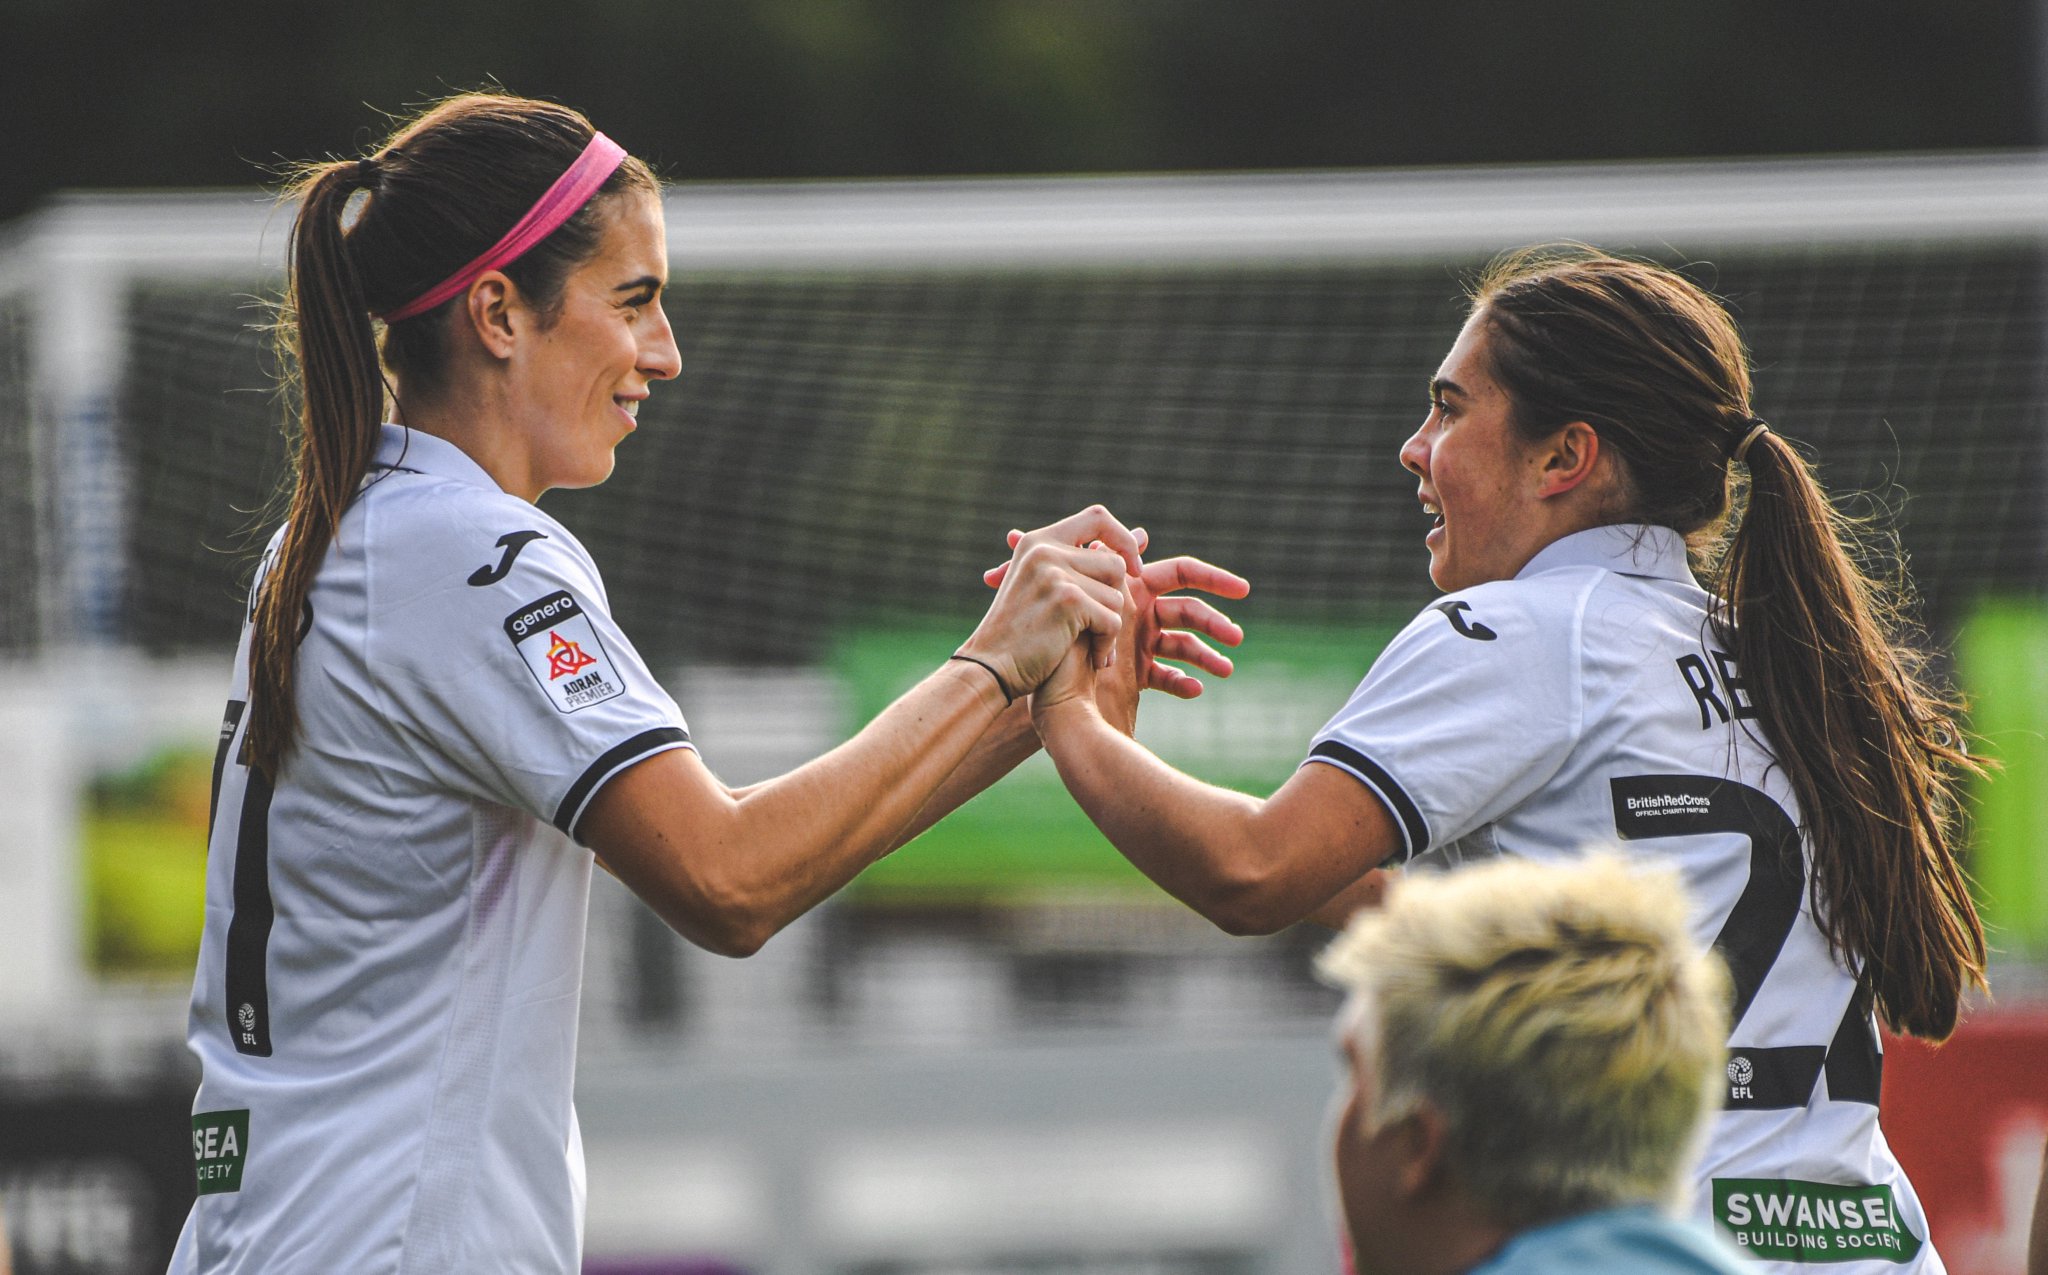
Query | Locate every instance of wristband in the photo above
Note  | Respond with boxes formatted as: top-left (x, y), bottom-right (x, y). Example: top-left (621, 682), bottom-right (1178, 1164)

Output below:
top-left (948, 653), bottom-right (1016, 705)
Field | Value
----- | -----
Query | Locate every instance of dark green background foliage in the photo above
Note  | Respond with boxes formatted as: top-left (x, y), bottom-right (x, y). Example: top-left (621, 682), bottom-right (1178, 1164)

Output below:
top-left (2, 0), bottom-right (2038, 221)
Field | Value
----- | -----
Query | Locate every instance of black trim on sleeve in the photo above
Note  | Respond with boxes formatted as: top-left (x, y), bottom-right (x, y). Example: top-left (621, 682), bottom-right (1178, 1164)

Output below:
top-left (1306, 741), bottom-right (1428, 863)
top-left (553, 726), bottom-right (692, 840)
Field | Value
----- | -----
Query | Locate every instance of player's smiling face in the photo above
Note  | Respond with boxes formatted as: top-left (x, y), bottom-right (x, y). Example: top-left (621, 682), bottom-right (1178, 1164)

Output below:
top-left (504, 190), bottom-right (680, 497)
top-left (1400, 312), bottom-right (1555, 593)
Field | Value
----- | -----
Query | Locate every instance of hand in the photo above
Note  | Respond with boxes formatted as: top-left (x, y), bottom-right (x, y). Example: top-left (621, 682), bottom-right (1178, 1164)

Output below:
top-left (956, 505), bottom-right (1144, 700)
top-left (1031, 575), bottom-right (1142, 731)
top-left (1121, 538), bottom-right (1248, 700)
top-left (1091, 579), bottom-right (1144, 733)
top-left (987, 527), bottom-right (1248, 702)
top-left (1032, 631), bottom-right (1102, 729)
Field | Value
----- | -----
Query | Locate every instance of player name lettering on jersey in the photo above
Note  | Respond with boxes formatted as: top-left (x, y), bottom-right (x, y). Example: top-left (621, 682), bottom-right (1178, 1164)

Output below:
top-left (505, 590), bottom-right (626, 713)
top-left (1676, 648), bottom-right (1760, 730)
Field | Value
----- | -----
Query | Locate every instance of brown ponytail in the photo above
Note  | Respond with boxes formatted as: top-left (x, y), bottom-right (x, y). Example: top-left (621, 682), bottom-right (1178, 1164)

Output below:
top-left (244, 160), bottom-right (385, 780)
top-left (1470, 246), bottom-right (1987, 1041)
top-left (245, 94), bottom-right (658, 780)
top-left (1721, 430), bottom-right (1985, 1038)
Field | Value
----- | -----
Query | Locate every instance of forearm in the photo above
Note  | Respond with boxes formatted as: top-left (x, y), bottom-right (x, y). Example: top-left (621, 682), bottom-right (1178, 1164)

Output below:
top-left (888, 696), bottom-right (1041, 851)
top-left (596, 659), bottom-right (1008, 954)
top-left (1035, 699), bottom-right (1282, 933)
top-left (594, 504), bottom-right (1152, 955)
top-left (726, 660), bottom-right (1009, 918)
top-left (1304, 869), bottom-right (1393, 929)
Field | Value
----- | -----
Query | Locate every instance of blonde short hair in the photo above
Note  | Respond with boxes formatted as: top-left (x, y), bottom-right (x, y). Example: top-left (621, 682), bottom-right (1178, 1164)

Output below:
top-left (1319, 856), bottom-right (1729, 1228)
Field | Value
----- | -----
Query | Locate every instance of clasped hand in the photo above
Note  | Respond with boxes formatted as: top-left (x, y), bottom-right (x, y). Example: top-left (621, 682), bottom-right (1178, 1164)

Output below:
top-left (968, 506), bottom-right (1249, 726)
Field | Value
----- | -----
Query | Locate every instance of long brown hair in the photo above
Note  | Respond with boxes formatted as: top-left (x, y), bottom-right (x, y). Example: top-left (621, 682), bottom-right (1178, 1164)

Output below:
top-left (1469, 246), bottom-right (1986, 1040)
top-left (248, 94), bottom-right (657, 780)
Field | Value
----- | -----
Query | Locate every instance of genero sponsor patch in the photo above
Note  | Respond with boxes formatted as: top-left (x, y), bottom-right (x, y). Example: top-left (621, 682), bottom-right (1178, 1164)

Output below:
top-left (1714, 1178), bottom-right (1922, 1263)
top-left (192, 1109), bottom-right (250, 1195)
top-left (504, 591), bottom-right (625, 713)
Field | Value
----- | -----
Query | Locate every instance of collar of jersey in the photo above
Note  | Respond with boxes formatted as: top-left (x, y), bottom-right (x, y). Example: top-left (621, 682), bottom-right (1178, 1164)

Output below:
top-left (370, 423), bottom-right (505, 493)
top-left (1514, 523), bottom-right (1696, 584)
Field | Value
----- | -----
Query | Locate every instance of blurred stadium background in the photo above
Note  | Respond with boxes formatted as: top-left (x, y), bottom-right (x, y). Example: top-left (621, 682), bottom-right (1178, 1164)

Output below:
top-left (5, 3), bottom-right (2048, 1273)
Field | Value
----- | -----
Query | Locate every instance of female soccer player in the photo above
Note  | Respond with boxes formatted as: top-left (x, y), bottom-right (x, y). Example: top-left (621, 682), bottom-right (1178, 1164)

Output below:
top-left (171, 94), bottom-right (1244, 1271)
top-left (1031, 248), bottom-right (1984, 1272)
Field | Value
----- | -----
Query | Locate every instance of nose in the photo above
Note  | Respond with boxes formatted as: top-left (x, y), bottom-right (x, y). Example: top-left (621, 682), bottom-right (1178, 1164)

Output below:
top-left (1399, 418), bottom-right (1430, 479)
top-left (642, 302), bottom-right (682, 382)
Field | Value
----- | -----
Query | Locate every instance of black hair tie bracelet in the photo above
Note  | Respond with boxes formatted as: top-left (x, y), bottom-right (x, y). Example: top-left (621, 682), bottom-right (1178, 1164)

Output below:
top-left (949, 653), bottom-right (1016, 705)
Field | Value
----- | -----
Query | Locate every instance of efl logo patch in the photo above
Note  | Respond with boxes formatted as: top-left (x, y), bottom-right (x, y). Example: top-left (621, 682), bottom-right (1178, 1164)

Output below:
top-left (504, 591), bottom-right (625, 713)
top-left (192, 1109), bottom-right (250, 1195)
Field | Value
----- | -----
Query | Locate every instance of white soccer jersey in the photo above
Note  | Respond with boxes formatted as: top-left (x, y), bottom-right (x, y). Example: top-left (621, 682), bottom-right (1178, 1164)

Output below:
top-left (170, 425), bottom-right (694, 1274)
top-left (1307, 524), bottom-right (1942, 1274)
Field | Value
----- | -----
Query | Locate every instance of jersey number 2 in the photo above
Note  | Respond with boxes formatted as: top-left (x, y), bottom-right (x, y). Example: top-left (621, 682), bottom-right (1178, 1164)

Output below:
top-left (1611, 774), bottom-right (1879, 1109)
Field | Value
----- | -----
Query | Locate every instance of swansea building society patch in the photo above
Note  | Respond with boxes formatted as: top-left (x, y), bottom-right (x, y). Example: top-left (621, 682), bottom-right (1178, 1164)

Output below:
top-left (1714, 1178), bottom-right (1923, 1264)
top-left (504, 591), bottom-right (625, 713)
top-left (192, 1109), bottom-right (250, 1194)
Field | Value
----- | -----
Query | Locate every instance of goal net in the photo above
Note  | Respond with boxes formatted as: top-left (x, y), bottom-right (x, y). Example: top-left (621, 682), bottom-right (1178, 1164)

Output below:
top-left (3, 157), bottom-right (2045, 1036)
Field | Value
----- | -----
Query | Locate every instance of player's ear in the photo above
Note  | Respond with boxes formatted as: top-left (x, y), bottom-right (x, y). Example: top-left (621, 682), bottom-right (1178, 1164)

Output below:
top-left (1533, 420), bottom-right (1600, 499)
top-left (1392, 1099), bottom-right (1450, 1199)
top-left (465, 271), bottom-right (520, 361)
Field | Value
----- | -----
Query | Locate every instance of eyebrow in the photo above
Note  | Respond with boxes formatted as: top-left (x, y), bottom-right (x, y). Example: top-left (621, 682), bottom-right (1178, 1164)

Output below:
top-left (614, 275), bottom-right (663, 296)
top-left (1430, 377), bottom-right (1467, 402)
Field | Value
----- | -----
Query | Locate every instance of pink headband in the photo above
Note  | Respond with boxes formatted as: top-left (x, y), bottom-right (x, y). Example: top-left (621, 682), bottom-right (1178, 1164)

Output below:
top-left (378, 131), bottom-right (630, 323)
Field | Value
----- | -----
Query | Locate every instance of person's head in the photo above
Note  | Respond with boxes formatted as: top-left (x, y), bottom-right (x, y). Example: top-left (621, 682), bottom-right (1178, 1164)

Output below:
top-left (1401, 248), bottom-right (1750, 594)
top-left (1319, 857), bottom-right (1729, 1275)
top-left (248, 93), bottom-right (673, 780)
top-left (1406, 245), bottom-right (1985, 1041)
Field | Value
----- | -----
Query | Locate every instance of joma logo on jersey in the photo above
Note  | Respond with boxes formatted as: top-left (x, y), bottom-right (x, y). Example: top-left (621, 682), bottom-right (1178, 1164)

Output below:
top-left (192, 1109), bottom-right (250, 1195)
top-left (469, 529), bottom-right (549, 587)
top-left (506, 591), bottom-right (624, 713)
top-left (1430, 599), bottom-right (1498, 641)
